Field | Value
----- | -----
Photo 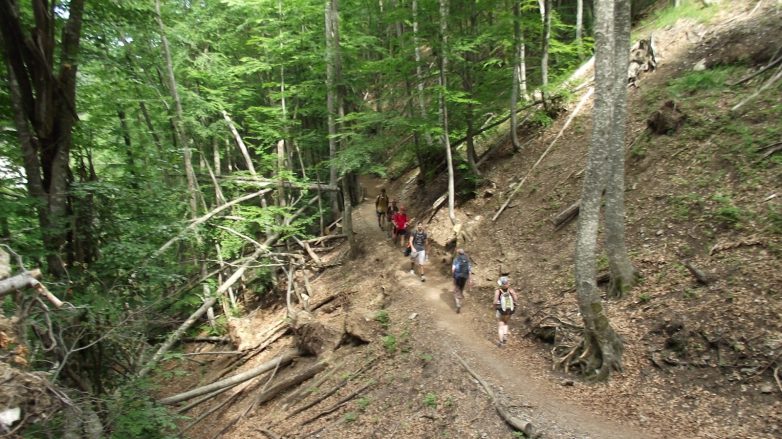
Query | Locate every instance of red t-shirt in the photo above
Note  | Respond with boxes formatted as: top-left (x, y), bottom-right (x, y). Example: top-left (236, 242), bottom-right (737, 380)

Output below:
top-left (393, 213), bottom-right (408, 230)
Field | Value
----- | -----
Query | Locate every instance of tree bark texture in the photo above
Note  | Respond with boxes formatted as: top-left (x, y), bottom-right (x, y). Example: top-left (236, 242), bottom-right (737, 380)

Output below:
top-left (439, 0), bottom-right (457, 226)
top-left (573, 0), bottom-right (623, 380)
top-left (604, 0), bottom-right (639, 298)
top-left (0, 0), bottom-right (86, 277)
top-left (541, 0), bottom-right (552, 91)
top-left (325, 0), bottom-right (341, 216)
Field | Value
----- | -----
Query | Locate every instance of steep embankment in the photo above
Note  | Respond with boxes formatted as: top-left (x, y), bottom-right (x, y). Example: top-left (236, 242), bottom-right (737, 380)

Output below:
top-left (166, 2), bottom-right (780, 438)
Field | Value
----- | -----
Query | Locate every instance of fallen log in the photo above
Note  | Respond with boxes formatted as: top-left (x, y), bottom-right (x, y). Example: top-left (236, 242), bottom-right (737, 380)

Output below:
top-left (550, 201), bottom-right (580, 230)
top-left (158, 349), bottom-right (298, 405)
top-left (293, 236), bottom-right (322, 265)
top-left (454, 352), bottom-right (540, 438)
top-left (254, 360), bottom-right (329, 407)
top-left (181, 336), bottom-right (230, 343)
top-left (0, 269), bottom-right (65, 308)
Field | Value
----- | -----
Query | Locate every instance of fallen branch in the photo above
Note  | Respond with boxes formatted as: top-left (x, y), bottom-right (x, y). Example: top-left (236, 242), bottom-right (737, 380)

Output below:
top-left (154, 189), bottom-right (271, 257)
top-left (550, 201), bottom-right (580, 231)
top-left (256, 429), bottom-right (281, 439)
top-left (178, 351), bottom-right (242, 356)
top-left (728, 55), bottom-right (782, 86)
top-left (774, 366), bottom-right (781, 394)
top-left (454, 352), bottom-right (540, 438)
top-left (493, 87), bottom-right (594, 222)
top-left (182, 336), bottom-right (230, 343)
top-left (731, 62), bottom-right (782, 113)
top-left (304, 234), bottom-right (346, 245)
top-left (300, 380), bottom-right (374, 426)
top-left (286, 355), bottom-right (379, 417)
top-left (158, 349), bottom-right (298, 405)
top-left (0, 269), bottom-right (65, 308)
top-left (681, 260), bottom-right (712, 285)
top-left (756, 141), bottom-right (782, 163)
top-left (254, 360), bottom-right (329, 407)
top-left (293, 236), bottom-right (322, 266)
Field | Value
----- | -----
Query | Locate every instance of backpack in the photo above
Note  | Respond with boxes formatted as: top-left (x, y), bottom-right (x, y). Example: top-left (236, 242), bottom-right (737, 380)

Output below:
top-left (499, 290), bottom-right (515, 312)
top-left (454, 254), bottom-right (470, 278)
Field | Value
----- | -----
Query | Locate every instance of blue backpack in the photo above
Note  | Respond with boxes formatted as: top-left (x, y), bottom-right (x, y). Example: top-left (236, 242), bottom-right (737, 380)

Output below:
top-left (453, 254), bottom-right (470, 278)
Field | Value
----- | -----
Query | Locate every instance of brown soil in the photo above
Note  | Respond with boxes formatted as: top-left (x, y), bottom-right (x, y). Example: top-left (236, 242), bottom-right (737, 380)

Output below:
top-left (165, 2), bottom-right (781, 438)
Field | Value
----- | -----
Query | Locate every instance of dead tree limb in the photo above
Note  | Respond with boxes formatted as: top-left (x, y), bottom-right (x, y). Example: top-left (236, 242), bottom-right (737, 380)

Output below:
top-left (731, 63), bottom-right (782, 113)
top-left (154, 189), bottom-right (271, 257)
top-left (304, 234), bottom-right (347, 245)
top-left (256, 428), bottom-right (281, 439)
top-left (286, 355), bottom-right (379, 417)
top-left (728, 55), bottom-right (782, 86)
top-left (682, 260), bottom-right (712, 285)
top-left (550, 201), bottom-right (580, 230)
top-left (293, 236), bottom-right (322, 265)
top-left (454, 352), bottom-right (540, 438)
top-left (493, 87), bottom-right (594, 222)
top-left (0, 269), bottom-right (65, 308)
top-left (158, 349), bottom-right (298, 405)
top-left (774, 366), bottom-right (781, 394)
top-left (251, 360), bottom-right (329, 409)
top-left (300, 380), bottom-right (374, 426)
top-left (138, 246), bottom-right (268, 378)
top-left (182, 336), bottom-right (230, 343)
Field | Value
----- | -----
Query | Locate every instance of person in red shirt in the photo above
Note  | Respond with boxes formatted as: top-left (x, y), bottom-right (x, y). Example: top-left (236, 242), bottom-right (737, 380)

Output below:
top-left (392, 206), bottom-right (409, 247)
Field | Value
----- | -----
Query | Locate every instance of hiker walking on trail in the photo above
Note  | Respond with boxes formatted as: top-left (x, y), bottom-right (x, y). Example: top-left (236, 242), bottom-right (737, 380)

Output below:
top-left (409, 222), bottom-right (429, 282)
top-left (392, 206), bottom-right (409, 247)
top-left (493, 276), bottom-right (518, 347)
top-left (386, 199), bottom-right (399, 238)
top-left (451, 248), bottom-right (472, 313)
top-left (375, 188), bottom-right (390, 229)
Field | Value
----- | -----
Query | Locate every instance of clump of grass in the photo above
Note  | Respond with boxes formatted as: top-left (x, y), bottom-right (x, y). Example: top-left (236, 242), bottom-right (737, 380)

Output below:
top-left (667, 67), bottom-right (737, 97)
top-left (382, 334), bottom-right (397, 353)
top-left (374, 310), bottom-right (390, 329)
top-left (423, 392), bottom-right (438, 408)
top-left (639, 0), bottom-right (718, 32)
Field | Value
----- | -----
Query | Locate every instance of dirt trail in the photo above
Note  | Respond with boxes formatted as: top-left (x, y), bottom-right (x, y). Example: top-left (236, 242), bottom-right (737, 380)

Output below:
top-left (353, 197), bottom-right (653, 439)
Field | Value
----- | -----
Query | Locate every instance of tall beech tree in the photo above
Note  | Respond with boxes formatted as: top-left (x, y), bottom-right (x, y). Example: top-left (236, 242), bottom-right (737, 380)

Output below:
top-left (1, 0), bottom-right (86, 277)
top-left (573, 0), bottom-right (631, 380)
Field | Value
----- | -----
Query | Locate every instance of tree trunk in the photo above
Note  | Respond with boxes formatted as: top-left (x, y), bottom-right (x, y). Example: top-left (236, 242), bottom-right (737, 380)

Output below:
top-left (573, 0), bottom-right (623, 380)
top-left (462, 9), bottom-right (480, 177)
top-left (604, 0), bottom-right (638, 298)
top-left (511, 0), bottom-right (528, 151)
top-left (439, 0), bottom-right (457, 226)
top-left (576, 0), bottom-right (584, 50)
top-left (155, 0), bottom-right (200, 218)
top-left (412, 0), bottom-right (439, 179)
top-left (325, 0), bottom-right (341, 216)
top-left (0, 0), bottom-right (86, 277)
top-left (541, 0), bottom-right (552, 94)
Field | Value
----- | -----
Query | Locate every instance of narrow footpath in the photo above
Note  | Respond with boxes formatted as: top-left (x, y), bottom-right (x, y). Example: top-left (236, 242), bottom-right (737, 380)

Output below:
top-left (354, 196), bottom-right (653, 439)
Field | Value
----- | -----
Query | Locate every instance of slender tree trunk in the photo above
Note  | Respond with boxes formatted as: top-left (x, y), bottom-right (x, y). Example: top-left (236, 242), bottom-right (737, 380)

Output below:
top-left (325, 0), bottom-right (341, 216)
top-left (462, 8), bottom-right (480, 177)
top-left (576, 0), bottom-right (584, 51)
top-left (604, 0), bottom-right (638, 298)
top-left (511, 0), bottom-right (528, 151)
top-left (541, 0), bottom-right (552, 94)
top-left (439, 0), bottom-right (457, 226)
top-left (412, 0), bottom-right (436, 175)
top-left (155, 0), bottom-right (200, 217)
top-left (573, 0), bottom-right (624, 381)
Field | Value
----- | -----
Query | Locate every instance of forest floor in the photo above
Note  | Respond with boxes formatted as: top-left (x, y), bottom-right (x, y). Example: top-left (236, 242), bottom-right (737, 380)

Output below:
top-left (161, 1), bottom-right (782, 438)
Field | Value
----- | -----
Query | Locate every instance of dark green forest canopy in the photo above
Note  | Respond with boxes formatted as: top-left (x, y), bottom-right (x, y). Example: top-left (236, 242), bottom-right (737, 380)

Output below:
top-left (0, 0), bottom-right (599, 436)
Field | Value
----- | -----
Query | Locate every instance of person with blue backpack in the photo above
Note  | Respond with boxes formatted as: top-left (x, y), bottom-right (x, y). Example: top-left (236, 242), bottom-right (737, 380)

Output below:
top-left (451, 248), bottom-right (472, 314)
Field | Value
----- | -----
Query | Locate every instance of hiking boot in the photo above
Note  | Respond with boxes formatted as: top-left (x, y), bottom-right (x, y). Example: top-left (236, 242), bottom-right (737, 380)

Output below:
top-left (409, 270), bottom-right (415, 275)
top-left (420, 275), bottom-right (426, 282)
top-left (497, 341), bottom-right (503, 348)
top-left (456, 306), bottom-right (461, 314)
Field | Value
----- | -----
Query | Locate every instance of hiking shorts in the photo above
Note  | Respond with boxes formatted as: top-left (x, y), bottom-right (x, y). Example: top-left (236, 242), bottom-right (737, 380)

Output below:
top-left (411, 249), bottom-right (426, 265)
top-left (376, 210), bottom-right (386, 218)
top-left (495, 307), bottom-right (515, 320)
top-left (454, 276), bottom-right (468, 291)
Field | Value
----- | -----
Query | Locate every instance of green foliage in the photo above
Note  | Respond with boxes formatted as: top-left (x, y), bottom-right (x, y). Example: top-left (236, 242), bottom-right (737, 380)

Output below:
top-left (374, 310), bottom-right (390, 329)
top-left (423, 392), bottom-right (438, 408)
top-left (638, 293), bottom-right (651, 304)
top-left (356, 396), bottom-right (371, 411)
top-left (344, 412), bottom-right (358, 422)
top-left (108, 383), bottom-right (181, 439)
top-left (639, 0), bottom-right (719, 31)
top-left (667, 67), bottom-right (736, 97)
top-left (382, 334), bottom-right (397, 353)
top-left (710, 193), bottom-right (745, 227)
